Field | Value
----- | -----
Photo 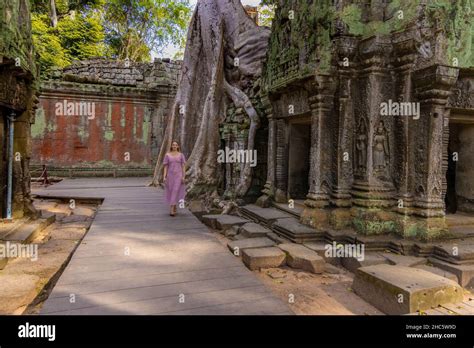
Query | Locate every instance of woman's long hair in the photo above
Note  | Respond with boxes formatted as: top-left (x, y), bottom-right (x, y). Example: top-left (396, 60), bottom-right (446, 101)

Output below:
top-left (169, 140), bottom-right (180, 152)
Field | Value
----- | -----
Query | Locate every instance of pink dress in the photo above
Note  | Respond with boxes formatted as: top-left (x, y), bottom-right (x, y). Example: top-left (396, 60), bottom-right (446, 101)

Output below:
top-left (163, 153), bottom-right (186, 205)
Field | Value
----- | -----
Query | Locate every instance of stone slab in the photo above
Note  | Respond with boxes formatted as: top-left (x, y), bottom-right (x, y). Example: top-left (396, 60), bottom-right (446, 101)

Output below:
top-left (342, 252), bottom-right (389, 273)
top-left (415, 265), bottom-right (458, 283)
top-left (240, 223), bottom-right (271, 238)
top-left (227, 237), bottom-right (276, 255)
top-left (352, 264), bottom-right (464, 314)
top-left (304, 242), bottom-right (341, 266)
top-left (201, 215), bottom-right (221, 229)
top-left (381, 253), bottom-right (426, 267)
top-left (277, 243), bottom-right (325, 274)
top-left (428, 257), bottom-right (474, 288)
top-left (242, 247), bottom-right (286, 270)
top-left (215, 215), bottom-right (249, 230)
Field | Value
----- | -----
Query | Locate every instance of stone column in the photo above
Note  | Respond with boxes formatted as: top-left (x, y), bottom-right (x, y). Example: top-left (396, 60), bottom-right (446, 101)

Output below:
top-left (410, 65), bottom-right (459, 239)
top-left (392, 37), bottom-right (417, 212)
top-left (456, 125), bottom-right (474, 212)
top-left (331, 36), bottom-right (358, 209)
top-left (256, 95), bottom-right (276, 207)
top-left (301, 75), bottom-right (336, 228)
top-left (349, 36), bottom-right (397, 235)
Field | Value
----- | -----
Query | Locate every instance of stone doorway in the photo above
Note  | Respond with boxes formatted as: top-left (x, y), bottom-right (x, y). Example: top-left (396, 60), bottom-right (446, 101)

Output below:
top-left (287, 120), bottom-right (310, 200)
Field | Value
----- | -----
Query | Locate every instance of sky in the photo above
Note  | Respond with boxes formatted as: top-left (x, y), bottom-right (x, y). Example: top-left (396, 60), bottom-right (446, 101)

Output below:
top-left (157, 0), bottom-right (262, 59)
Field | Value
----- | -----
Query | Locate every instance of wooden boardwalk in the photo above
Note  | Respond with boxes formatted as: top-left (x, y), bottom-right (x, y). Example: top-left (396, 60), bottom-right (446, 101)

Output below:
top-left (34, 178), bottom-right (291, 315)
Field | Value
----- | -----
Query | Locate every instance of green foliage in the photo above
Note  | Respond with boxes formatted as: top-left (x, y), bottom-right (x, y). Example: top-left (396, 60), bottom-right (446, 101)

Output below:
top-left (30, 0), bottom-right (107, 76)
top-left (258, 4), bottom-right (274, 28)
top-left (104, 0), bottom-right (191, 61)
top-left (30, 0), bottom-right (192, 75)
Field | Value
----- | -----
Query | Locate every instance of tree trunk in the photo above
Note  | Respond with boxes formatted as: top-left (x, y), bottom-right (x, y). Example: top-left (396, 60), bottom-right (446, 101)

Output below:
top-left (151, 0), bottom-right (270, 202)
top-left (49, 0), bottom-right (58, 28)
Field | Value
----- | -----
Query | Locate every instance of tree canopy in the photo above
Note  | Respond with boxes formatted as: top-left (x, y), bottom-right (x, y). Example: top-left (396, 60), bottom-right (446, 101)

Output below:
top-left (30, 0), bottom-right (192, 76)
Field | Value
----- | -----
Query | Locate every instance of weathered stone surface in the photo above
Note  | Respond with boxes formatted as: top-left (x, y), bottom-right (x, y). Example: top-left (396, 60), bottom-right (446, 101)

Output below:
top-left (3, 216), bottom-right (55, 243)
top-left (215, 215), bottom-right (249, 230)
top-left (304, 242), bottom-right (341, 266)
top-left (277, 243), bottom-right (325, 274)
top-left (272, 218), bottom-right (323, 243)
top-left (415, 265), bottom-right (458, 283)
top-left (240, 222), bottom-right (270, 238)
top-left (201, 214), bottom-right (221, 229)
top-left (428, 258), bottom-right (474, 288)
top-left (324, 264), bottom-right (343, 274)
top-left (381, 253), bottom-right (426, 267)
top-left (227, 237), bottom-right (276, 255)
top-left (352, 264), bottom-right (464, 314)
top-left (242, 247), bottom-right (286, 270)
top-left (341, 252), bottom-right (389, 273)
top-left (265, 232), bottom-right (287, 244)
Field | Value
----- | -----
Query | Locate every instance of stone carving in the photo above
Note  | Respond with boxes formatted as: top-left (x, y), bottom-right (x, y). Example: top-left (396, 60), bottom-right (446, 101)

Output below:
top-left (373, 121), bottom-right (389, 172)
top-left (355, 118), bottom-right (368, 175)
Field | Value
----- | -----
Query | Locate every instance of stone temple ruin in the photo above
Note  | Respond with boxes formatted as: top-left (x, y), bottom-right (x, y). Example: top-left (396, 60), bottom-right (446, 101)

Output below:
top-left (2, 0), bottom-right (474, 315)
top-left (251, 1), bottom-right (474, 242)
top-left (31, 58), bottom-right (181, 177)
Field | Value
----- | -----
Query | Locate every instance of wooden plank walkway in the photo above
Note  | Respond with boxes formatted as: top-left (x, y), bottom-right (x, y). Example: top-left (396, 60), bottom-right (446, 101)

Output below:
top-left (34, 178), bottom-right (292, 315)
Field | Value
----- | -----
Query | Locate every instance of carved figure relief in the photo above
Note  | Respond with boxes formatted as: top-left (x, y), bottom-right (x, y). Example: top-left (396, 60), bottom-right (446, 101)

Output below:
top-left (355, 118), bottom-right (368, 174)
top-left (373, 120), bottom-right (389, 172)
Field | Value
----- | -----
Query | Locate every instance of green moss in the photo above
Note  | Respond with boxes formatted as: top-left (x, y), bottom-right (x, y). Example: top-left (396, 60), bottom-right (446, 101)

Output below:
top-left (104, 130), bottom-right (114, 141)
top-left (31, 108), bottom-right (46, 139)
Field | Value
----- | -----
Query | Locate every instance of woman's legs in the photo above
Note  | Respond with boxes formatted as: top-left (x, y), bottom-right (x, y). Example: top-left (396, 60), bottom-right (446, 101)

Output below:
top-left (170, 205), bottom-right (177, 216)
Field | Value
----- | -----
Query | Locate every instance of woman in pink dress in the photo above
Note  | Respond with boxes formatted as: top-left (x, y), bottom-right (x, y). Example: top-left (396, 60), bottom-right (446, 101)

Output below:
top-left (163, 141), bottom-right (186, 216)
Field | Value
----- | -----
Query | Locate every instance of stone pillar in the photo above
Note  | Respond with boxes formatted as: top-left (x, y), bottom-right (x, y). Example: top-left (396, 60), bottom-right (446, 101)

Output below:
top-left (350, 36), bottom-right (397, 235)
top-left (331, 36), bottom-right (358, 209)
top-left (456, 125), bottom-right (474, 212)
top-left (301, 75), bottom-right (336, 228)
top-left (274, 118), bottom-right (288, 203)
top-left (256, 95), bottom-right (276, 207)
top-left (392, 37), bottom-right (417, 212)
top-left (410, 65), bottom-right (459, 239)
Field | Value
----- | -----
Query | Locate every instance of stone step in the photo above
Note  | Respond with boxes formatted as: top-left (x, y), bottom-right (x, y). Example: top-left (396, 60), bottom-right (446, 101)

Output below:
top-left (352, 264), bottom-right (464, 314)
top-left (239, 222), bottom-right (271, 238)
top-left (201, 214), bottom-right (221, 229)
top-left (303, 242), bottom-right (341, 266)
top-left (414, 264), bottom-right (458, 283)
top-left (239, 205), bottom-right (294, 228)
top-left (271, 201), bottom-right (305, 218)
top-left (227, 237), bottom-right (276, 256)
top-left (242, 247), bottom-right (286, 270)
top-left (215, 215), bottom-right (249, 230)
top-left (277, 243), bottom-right (325, 274)
top-left (272, 218), bottom-right (324, 244)
top-left (2, 215), bottom-right (55, 244)
top-left (380, 252), bottom-right (426, 267)
top-left (341, 252), bottom-right (389, 273)
top-left (428, 257), bottom-right (474, 289)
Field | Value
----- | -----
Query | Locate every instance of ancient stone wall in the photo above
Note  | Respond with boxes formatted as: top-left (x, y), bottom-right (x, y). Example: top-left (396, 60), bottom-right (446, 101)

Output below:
top-left (0, 0), bottom-right (37, 218)
top-left (31, 58), bottom-right (181, 177)
top-left (257, 0), bottom-right (474, 241)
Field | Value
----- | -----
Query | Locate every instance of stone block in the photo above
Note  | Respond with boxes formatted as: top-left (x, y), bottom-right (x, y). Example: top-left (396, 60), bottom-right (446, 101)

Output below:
top-left (352, 264), bottom-right (463, 314)
top-left (341, 252), bottom-right (389, 273)
top-left (415, 265), bottom-right (458, 283)
top-left (428, 258), bottom-right (474, 289)
top-left (304, 242), bottom-right (341, 266)
top-left (227, 237), bottom-right (276, 255)
top-left (381, 253), bottom-right (426, 267)
top-left (215, 215), bottom-right (249, 230)
top-left (277, 243), bottom-right (325, 274)
top-left (242, 247), bottom-right (286, 270)
top-left (201, 214), bottom-right (221, 229)
top-left (240, 223), bottom-right (270, 238)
